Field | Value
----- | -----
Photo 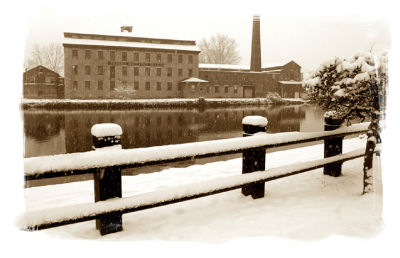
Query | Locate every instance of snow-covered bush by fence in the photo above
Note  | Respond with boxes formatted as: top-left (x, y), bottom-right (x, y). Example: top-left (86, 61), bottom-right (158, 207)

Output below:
top-left (303, 51), bottom-right (388, 123)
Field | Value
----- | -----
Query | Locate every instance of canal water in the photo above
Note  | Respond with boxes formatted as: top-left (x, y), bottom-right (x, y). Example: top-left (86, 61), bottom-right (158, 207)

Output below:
top-left (23, 104), bottom-right (325, 186)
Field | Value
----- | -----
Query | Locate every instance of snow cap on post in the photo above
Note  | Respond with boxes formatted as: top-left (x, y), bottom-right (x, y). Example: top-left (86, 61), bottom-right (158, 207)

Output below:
top-left (242, 116), bottom-right (268, 127)
top-left (91, 123), bottom-right (123, 138)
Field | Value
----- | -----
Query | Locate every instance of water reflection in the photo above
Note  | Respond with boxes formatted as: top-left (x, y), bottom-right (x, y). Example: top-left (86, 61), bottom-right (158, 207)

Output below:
top-left (24, 104), bottom-right (324, 158)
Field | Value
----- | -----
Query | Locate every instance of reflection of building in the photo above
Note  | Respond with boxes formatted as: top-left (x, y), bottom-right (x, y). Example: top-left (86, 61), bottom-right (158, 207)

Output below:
top-left (23, 65), bottom-right (64, 99)
top-left (63, 29), bottom-right (201, 99)
top-left (194, 15), bottom-right (304, 99)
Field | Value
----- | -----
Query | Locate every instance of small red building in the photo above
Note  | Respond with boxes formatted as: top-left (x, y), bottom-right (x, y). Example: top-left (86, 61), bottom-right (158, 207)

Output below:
top-left (23, 65), bottom-right (64, 99)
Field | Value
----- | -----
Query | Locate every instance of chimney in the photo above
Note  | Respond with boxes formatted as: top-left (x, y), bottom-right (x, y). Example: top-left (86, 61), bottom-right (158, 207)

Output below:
top-left (120, 26), bottom-right (133, 33)
top-left (250, 14), bottom-right (261, 72)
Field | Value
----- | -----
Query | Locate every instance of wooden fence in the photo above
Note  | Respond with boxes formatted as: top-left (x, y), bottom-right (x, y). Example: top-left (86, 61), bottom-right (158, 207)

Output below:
top-left (19, 116), bottom-right (380, 235)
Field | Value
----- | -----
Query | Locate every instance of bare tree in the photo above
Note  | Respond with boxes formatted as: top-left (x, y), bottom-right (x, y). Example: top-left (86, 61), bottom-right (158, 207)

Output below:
top-left (26, 43), bottom-right (64, 75)
top-left (199, 33), bottom-right (241, 64)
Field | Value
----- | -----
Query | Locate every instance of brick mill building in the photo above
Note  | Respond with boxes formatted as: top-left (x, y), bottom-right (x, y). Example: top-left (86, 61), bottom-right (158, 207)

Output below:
top-left (62, 15), bottom-right (304, 100)
top-left (63, 27), bottom-right (201, 99)
top-left (196, 15), bottom-right (304, 99)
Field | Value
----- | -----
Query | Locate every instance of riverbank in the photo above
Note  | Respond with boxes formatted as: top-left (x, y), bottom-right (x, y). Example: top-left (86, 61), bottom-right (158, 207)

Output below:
top-left (21, 97), bottom-right (308, 110)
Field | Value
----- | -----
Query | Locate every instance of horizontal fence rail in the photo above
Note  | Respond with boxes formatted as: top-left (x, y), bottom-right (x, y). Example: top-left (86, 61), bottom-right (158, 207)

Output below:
top-left (24, 122), bottom-right (370, 181)
top-left (18, 145), bottom-right (381, 231)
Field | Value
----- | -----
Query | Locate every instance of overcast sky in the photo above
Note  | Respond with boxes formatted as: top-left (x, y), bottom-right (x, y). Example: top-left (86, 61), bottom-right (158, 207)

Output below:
top-left (22, 0), bottom-right (391, 74)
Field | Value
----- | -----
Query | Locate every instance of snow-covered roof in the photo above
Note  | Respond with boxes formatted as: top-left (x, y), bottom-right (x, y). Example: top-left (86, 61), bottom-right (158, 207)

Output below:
top-left (181, 77), bottom-right (208, 83)
top-left (64, 30), bottom-right (196, 42)
top-left (199, 64), bottom-right (250, 70)
top-left (63, 37), bottom-right (200, 52)
top-left (199, 62), bottom-right (291, 71)
top-left (262, 69), bottom-right (283, 73)
top-left (279, 80), bottom-right (303, 85)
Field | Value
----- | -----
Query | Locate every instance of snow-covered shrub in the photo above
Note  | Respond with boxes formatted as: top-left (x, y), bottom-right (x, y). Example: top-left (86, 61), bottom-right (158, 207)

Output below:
top-left (303, 51), bottom-right (388, 123)
top-left (265, 92), bottom-right (284, 104)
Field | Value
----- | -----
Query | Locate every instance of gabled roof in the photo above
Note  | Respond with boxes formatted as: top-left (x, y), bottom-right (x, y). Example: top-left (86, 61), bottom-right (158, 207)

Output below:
top-left (24, 65), bottom-right (60, 77)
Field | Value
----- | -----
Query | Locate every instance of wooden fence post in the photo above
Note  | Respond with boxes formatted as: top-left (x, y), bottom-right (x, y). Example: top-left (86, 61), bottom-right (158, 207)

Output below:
top-left (323, 116), bottom-right (343, 177)
top-left (242, 116), bottom-right (268, 199)
top-left (363, 119), bottom-right (378, 194)
top-left (91, 123), bottom-right (123, 235)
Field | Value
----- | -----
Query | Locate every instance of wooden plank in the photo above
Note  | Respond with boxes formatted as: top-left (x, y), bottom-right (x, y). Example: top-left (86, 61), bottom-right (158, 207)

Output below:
top-left (19, 146), bottom-right (380, 231)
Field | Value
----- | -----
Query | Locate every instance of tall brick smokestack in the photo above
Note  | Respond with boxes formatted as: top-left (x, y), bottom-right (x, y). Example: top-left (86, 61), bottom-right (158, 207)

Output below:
top-left (250, 14), bottom-right (261, 72)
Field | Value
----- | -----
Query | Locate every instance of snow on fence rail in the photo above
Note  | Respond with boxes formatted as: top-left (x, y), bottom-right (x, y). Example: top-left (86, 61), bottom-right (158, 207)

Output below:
top-left (24, 122), bottom-right (370, 180)
top-left (19, 118), bottom-right (378, 235)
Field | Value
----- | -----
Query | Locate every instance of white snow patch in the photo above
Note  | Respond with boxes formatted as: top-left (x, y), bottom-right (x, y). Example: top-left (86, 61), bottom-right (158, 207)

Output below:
top-left (91, 123), bottom-right (123, 137)
top-left (242, 116), bottom-right (268, 127)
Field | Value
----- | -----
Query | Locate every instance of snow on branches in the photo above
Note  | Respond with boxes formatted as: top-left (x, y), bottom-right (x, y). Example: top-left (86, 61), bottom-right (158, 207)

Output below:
top-left (303, 51), bottom-right (388, 123)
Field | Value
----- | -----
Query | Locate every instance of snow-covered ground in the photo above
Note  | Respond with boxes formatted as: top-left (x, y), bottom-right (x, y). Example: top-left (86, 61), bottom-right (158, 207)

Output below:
top-left (22, 136), bottom-right (383, 242)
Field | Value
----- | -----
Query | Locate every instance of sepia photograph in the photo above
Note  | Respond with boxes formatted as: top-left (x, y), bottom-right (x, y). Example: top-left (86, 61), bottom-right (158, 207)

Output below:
top-left (1, 0), bottom-right (399, 257)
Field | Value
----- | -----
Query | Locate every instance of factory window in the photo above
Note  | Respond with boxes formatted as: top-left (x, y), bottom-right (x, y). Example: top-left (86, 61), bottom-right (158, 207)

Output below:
top-left (156, 54), bottom-right (162, 63)
top-left (145, 81), bottom-right (150, 91)
top-left (97, 66), bottom-right (103, 75)
top-left (85, 50), bottom-right (91, 60)
top-left (188, 69), bottom-right (193, 77)
top-left (98, 51), bottom-right (103, 60)
top-left (215, 86), bottom-right (219, 93)
top-left (122, 66), bottom-right (128, 76)
top-left (234, 85), bottom-right (238, 94)
top-left (225, 86), bottom-right (229, 93)
top-left (72, 65), bottom-right (78, 75)
top-left (134, 53), bottom-right (139, 61)
top-left (98, 81), bottom-right (103, 90)
top-left (167, 68), bottom-right (172, 77)
top-left (178, 69), bottom-right (182, 77)
top-left (178, 55), bottom-right (183, 63)
top-left (134, 81), bottom-right (139, 90)
top-left (191, 85), bottom-right (195, 92)
top-left (145, 53), bottom-right (150, 62)
top-left (73, 81), bottom-right (78, 90)
top-left (156, 68), bottom-right (161, 76)
top-left (157, 82), bottom-right (161, 91)
top-left (188, 55), bottom-right (193, 64)
top-left (72, 49), bottom-right (78, 58)
top-left (110, 51), bottom-right (115, 61)
top-left (110, 81), bottom-right (115, 90)
top-left (85, 65), bottom-right (91, 75)
top-left (167, 54), bottom-right (172, 63)
top-left (110, 66), bottom-right (115, 79)
top-left (122, 52), bottom-right (127, 61)
top-left (145, 67), bottom-right (150, 76)
top-left (85, 81), bottom-right (90, 90)
top-left (134, 67), bottom-right (139, 76)
top-left (167, 82), bottom-right (172, 91)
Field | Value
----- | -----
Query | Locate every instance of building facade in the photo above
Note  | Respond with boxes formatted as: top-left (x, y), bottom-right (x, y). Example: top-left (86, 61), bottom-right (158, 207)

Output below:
top-left (195, 61), bottom-right (304, 98)
top-left (63, 31), bottom-right (200, 99)
top-left (23, 65), bottom-right (64, 99)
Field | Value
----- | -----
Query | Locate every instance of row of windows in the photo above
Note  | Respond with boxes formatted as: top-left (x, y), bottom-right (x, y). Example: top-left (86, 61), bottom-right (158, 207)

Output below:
top-left (72, 80), bottom-right (175, 91)
top-left (188, 85), bottom-right (240, 94)
top-left (72, 49), bottom-right (194, 64)
top-left (72, 65), bottom-right (193, 77)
